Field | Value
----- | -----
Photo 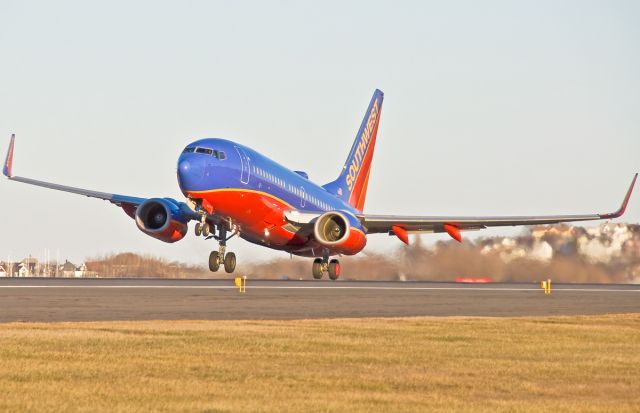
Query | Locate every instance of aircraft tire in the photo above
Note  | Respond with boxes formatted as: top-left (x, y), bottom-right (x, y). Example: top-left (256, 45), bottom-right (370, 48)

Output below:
top-left (328, 259), bottom-right (340, 281)
top-left (312, 258), bottom-right (323, 280)
top-left (224, 252), bottom-right (236, 273)
top-left (209, 251), bottom-right (220, 272)
top-left (195, 222), bottom-right (203, 237)
top-left (202, 223), bottom-right (210, 237)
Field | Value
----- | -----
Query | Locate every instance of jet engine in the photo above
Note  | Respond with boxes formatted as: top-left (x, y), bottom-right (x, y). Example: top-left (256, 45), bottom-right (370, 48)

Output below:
top-left (313, 211), bottom-right (367, 255)
top-left (134, 198), bottom-right (189, 243)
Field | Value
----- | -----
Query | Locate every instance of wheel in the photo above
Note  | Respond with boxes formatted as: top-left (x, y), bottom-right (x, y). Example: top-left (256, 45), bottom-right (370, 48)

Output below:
top-left (328, 259), bottom-right (340, 280)
top-left (202, 223), bottom-right (211, 237)
top-left (195, 222), bottom-right (203, 237)
top-left (312, 258), bottom-right (323, 280)
top-left (208, 251), bottom-right (220, 272)
top-left (224, 252), bottom-right (236, 273)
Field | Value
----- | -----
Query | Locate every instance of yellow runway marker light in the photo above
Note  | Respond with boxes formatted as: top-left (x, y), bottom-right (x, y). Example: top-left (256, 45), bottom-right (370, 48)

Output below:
top-left (234, 276), bottom-right (246, 293)
top-left (541, 279), bottom-right (551, 295)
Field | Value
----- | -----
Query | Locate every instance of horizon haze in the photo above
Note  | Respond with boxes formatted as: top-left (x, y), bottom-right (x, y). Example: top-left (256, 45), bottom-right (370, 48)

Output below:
top-left (1, 1), bottom-right (638, 265)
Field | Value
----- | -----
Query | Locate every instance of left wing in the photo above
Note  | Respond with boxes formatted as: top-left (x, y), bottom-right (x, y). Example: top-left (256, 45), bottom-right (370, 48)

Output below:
top-left (4, 134), bottom-right (145, 208)
top-left (3, 134), bottom-right (198, 220)
top-left (359, 174), bottom-right (637, 243)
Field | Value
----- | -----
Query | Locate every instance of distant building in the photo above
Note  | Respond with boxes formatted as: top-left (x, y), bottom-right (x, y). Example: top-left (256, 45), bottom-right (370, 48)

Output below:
top-left (60, 260), bottom-right (77, 277)
top-left (74, 263), bottom-right (89, 278)
top-left (3, 262), bottom-right (19, 277)
top-left (0, 265), bottom-right (6, 277)
top-left (19, 257), bottom-right (39, 277)
top-left (18, 263), bottom-right (29, 277)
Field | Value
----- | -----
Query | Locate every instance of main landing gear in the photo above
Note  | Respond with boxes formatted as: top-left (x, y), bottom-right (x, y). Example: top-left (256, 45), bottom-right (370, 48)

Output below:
top-left (194, 216), bottom-right (237, 274)
top-left (312, 255), bottom-right (341, 281)
top-left (209, 248), bottom-right (236, 274)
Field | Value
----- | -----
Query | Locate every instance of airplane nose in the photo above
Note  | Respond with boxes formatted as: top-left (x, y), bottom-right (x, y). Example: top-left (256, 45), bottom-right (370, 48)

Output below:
top-left (177, 156), bottom-right (206, 191)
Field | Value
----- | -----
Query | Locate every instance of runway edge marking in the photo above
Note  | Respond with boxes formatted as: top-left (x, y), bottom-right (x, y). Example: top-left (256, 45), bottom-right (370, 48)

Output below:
top-left (0, 285), bottom-right (638, 292)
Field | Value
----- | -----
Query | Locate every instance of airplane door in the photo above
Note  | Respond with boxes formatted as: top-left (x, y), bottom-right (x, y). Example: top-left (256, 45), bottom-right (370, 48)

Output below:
top-left (300, 186), bottom-right (306, 208)
top-left (235, 146), bottom-right (250, 184)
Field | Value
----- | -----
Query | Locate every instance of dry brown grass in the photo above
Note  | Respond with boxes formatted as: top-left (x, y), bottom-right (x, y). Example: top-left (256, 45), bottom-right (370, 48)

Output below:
top-left (1, 315), bottom-right (639, 412)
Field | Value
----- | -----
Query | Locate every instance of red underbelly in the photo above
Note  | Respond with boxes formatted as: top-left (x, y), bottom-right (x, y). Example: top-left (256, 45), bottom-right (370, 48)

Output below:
top-left (187, 189), bottom-right (307, 247)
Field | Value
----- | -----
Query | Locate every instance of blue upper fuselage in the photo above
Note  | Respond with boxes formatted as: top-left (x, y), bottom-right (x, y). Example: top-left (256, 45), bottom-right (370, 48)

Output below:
top-left (177, 138), bottom-right (358, 215)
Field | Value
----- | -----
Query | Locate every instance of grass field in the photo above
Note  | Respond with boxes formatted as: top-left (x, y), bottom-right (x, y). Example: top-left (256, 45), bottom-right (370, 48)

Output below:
top-left (1, 315), bottom-right (639, 412)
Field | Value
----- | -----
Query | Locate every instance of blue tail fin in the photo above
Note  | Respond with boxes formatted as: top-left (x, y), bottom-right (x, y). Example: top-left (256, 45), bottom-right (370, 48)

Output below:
top-left (323, 89), bottom-right (383, 212)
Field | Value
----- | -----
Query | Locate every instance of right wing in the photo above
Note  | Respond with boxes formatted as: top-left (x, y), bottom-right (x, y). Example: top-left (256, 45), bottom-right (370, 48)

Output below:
top-left (358, 173), bottom-right (637, 243)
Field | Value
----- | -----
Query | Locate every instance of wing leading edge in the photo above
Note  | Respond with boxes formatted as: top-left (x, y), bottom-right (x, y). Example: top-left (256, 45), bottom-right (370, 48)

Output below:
top-left (3, 135), bottom-right (199, 221)
top-left (359, 173), bottom-right (637, 243)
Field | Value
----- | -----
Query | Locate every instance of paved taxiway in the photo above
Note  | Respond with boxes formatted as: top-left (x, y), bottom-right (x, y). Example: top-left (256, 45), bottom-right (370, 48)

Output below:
top-left (0, 278), bottom-right (638, 322)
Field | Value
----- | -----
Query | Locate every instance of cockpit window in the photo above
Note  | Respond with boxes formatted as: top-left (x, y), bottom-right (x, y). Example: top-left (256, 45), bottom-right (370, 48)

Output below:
top-left (195, 147), bottom-right (214, 155)
top-left (185, 146), bottom-right (226, 159)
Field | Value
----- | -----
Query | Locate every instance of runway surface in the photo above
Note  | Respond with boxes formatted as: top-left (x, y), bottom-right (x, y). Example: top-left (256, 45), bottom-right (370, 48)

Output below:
top-left (0, 278), bottom-right (638, 322)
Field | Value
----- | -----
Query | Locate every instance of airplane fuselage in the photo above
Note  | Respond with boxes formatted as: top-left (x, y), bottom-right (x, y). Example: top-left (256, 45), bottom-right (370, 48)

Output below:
top-left (177, 138), bottom-right (364, 257)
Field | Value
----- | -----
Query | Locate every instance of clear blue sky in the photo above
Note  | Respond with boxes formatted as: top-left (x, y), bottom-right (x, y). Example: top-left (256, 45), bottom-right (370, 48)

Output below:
top-left (1, 0), bottom-right (638, 264)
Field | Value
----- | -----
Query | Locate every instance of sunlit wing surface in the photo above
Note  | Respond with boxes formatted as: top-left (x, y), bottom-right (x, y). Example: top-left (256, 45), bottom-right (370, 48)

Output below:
top-left (3, 134), bottom-right (201, 228)
top-left (4, 135), bottom-right (146, 207)
top-left (358, 173), bottom-right (637, 242)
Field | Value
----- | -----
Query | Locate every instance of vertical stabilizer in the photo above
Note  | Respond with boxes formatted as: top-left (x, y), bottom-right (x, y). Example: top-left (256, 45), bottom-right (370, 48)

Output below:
top-left (323, 89), bottom-right (383, 212)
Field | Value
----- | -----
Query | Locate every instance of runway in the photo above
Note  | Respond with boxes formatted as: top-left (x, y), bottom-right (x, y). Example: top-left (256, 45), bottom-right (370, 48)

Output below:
top-left (0, 278), bottom-right (638, 322)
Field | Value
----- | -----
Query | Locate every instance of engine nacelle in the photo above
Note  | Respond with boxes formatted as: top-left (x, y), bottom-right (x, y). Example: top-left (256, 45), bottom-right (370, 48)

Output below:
top-left (134, 198), bottom-right (189, 243)
top-left (313, 211), bottom-right (367, 255)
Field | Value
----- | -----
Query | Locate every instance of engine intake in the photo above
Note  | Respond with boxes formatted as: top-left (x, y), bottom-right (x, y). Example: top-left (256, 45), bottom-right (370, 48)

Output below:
top-left (313, 211), bottom-right (366, 255)
top-left (135, 198), bottom-right (188, 243)
top-left (315, 212), bottom-right (348, 243)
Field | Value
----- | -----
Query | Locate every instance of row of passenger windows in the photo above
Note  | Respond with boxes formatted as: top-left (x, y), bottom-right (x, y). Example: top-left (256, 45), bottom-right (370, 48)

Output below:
top-left (252, 165), bottom-right (330, 210)
top-left (183, 147), bottom-right (226, 160)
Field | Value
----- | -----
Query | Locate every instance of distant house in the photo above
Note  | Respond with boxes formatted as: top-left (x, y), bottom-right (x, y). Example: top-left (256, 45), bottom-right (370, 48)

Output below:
top-left (74, 263), bottom-right (89, 278)
top-left (18, 263), bottom-right (29, 277)
top-left (19, 257), bottom-right (39, 277)
top-left (0, 262), bottom-right (20, 277)
top-left (60, 260), bottom-right (77, 277)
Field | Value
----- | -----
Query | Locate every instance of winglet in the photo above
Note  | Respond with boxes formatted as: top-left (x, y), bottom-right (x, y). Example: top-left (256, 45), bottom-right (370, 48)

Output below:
top-left (599, 173), bottom-right (637, 219)
top-left (3, 134), bottom-right (15, 178)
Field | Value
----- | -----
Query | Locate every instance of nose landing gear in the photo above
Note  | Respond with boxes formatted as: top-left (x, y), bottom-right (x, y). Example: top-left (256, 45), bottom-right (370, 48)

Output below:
top-left (194, 221), bottom-right (211, 237)
top-left (311, 255), bottom-right (341, 280)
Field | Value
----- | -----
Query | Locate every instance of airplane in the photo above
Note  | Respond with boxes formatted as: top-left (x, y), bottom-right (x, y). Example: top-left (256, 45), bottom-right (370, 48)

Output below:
top-left (3, 89), bottom-right (637, 280)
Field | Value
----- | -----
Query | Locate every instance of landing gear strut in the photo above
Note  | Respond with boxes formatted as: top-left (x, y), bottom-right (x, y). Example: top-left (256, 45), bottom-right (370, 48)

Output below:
top-left (206, 225), bottom-right (237, 273)
top-left (311, 255), bottom-right (341, 280)
top-left (193, 207), bottom-right (237, 274)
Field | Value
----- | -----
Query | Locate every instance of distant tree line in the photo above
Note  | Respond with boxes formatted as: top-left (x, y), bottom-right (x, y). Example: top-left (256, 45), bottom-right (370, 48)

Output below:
top-left (86, 253), bottom-right (208, 278)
